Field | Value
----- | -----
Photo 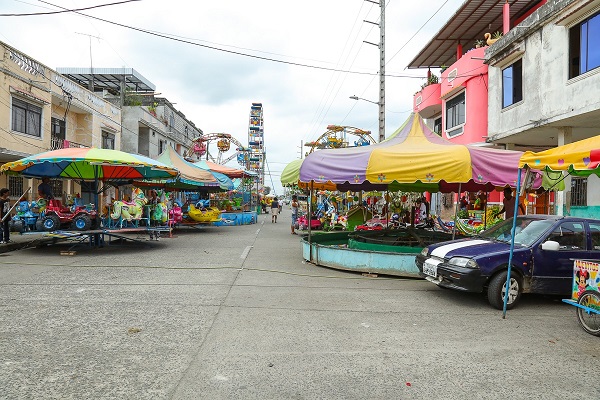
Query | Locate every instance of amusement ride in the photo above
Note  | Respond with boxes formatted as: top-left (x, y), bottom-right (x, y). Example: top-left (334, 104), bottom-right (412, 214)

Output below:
top-left (304, 125), bottom-right (376, 155)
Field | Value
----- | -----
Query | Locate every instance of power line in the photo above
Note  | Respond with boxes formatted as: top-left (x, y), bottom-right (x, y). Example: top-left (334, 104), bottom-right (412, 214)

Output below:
top-left (34, 0), bottom-right (424, 79)
top-left (0, 0), bottom-right (141, 16)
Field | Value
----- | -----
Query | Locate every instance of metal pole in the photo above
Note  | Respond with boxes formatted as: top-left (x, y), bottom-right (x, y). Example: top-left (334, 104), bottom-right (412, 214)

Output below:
top-left (503, 170), bottom-right (523, 318)
top-left (308, 181), bottom-right (314, 263)
top-left (1, 188), bottom-right (32, 223)
top-left (452, 183), bottom-right (461, 240)
top-left (378, 0), bottom-right (386, 143)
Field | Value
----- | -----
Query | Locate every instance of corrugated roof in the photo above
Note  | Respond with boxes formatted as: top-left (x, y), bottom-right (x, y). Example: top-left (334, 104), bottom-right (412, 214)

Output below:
top-left (407, 0), bottom-right (543, 69)
top-left (56, 67), bottom-right (156, 92)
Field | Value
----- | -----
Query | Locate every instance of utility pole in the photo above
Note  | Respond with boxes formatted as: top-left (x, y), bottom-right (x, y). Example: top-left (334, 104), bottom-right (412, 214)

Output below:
top-left (299, 140), bottom-right (303, 159)
top-left (363, 0), bottom-right (385, 142)
top-left (378, 0), bottom-right (385, 143)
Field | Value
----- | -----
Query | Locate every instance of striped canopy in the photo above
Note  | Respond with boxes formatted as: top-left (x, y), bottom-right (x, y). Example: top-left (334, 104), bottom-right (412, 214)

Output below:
top-left (193, 160), bottom-right (256, 178)
top-left (520, 135), bottom-right (600, 176)
top-left (0, 147), bottom-right (178, 180)
top-left (300, 113), bottom-right (534, 192)
top-left (156, 146), bottom-right (233, 190)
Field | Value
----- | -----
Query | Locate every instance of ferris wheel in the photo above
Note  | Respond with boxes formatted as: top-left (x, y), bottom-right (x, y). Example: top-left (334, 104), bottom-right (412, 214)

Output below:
top-left (305, 125), bottom-right (376, 154)
top-left (185, 133), bottom-right (247, 164)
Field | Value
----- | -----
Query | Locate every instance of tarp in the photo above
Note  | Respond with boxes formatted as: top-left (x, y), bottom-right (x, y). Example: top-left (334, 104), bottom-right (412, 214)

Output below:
top-left (520, 135), bottom-right (600, 176)
top-left (300, 113), bottom-right (537, 192)
top-left (154, 146), bottom-right (233, 190)
top-left (193, 159), bottom-right (256, 178)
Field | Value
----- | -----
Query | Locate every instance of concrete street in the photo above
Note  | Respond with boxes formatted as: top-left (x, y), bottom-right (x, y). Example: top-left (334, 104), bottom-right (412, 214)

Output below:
top-left (1, 208), bottom-right (599, 399)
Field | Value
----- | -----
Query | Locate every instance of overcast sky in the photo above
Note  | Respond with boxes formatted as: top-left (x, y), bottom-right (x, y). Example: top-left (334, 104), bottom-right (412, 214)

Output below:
top-left (1, 0), bottom-right (464, 195)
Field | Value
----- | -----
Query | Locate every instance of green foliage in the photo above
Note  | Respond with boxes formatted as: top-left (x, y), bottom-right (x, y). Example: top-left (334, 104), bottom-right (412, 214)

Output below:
top-left (492, 31), bottom-right (503, 39)
top-left (123, 88), bottom-right (143, 106)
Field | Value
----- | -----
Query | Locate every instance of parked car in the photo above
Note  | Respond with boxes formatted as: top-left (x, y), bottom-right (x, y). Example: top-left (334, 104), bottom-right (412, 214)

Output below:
top-left (416, 215), bottom-right (600, 309)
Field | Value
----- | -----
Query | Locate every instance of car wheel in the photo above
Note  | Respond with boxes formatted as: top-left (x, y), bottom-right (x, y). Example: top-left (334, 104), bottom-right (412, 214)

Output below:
top-left (35, 219), bottom-right (44, 231)
top-left (577, 290), bottom-right (600, 336)
top-left (487, 271), bottom-right (522, 310)
top-left (71, 214), bottom-right (91, 231)
top-left (42, 215), bottom-right (61, 232)
top-left (11, 220), bottom-right (24, 233)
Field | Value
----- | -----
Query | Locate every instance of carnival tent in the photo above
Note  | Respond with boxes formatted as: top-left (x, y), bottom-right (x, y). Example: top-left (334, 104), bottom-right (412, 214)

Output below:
top-left (193, 159), bottom-right (256, 179)
top-left (153, 146), bottom-right (233, 191)
top-left (519, 135), bottom-right (600, 175)
top-left (0, 147), bottom-right (178, 180)
top-left (281, 158), bottom-right (337, 191)
top-left (300, 113), bottom-right (536, 192)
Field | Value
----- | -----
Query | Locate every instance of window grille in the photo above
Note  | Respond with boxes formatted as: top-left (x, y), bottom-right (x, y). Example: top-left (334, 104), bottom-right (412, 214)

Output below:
top-left (571, 177), bottom-right (587, 206)
top-left (8, 176), bottom-right (24, 198)
top-left (50, 180), bottom-right (64, 199)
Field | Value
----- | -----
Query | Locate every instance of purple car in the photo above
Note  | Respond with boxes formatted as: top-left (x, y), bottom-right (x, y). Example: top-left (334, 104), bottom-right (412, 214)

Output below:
top-left (415, 215), bottom-right (600, 309)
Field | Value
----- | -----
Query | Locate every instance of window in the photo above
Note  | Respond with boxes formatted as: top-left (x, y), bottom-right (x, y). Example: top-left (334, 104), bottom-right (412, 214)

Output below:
top-left (102, 131), bottom-right (115, 150)
top-left (445, 92), bottom-right (465, 137)
top-left (12, 97), bottom-right (42, 137)
top-left (502, 59), bottom-right (523, 107)
top-left (547, 222), bottom-right (586, 250)
top-left (433, 117), bottom-right (442, 136)
top-left (571, 177), bottom-right (587, 206)
top-left (49, 179), bottom-right (63, 199)
top-left (569, 11), bottom-right (600, 78)
top-left (51, 117), bottom-right (66, 139)
top-left (159, 139), bottom-right (166, 154)
top-left (8, 176), bottom-right (24, 198)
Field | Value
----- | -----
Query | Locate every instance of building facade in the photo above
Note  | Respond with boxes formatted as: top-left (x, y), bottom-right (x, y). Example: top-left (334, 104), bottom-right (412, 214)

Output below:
top-left (410, 0), bottom-right (600, 217)
top-left (57, 68), bottom-right (199, 160)
top-left (0, 41), bottom-right (122, 202)
top-left (485, 0), bottom-right (600, 217)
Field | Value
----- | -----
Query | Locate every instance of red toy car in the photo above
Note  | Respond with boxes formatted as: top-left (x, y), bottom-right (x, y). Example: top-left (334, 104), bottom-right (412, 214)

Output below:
top-left (41, 199), bottom-right (98, 231)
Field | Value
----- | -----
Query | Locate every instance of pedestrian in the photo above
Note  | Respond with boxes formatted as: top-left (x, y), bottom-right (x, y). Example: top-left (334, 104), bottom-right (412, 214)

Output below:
top-left (459, 195), bottom-right (468, 211)
top-left (416, 198), bottom-right (427, 223)
top-left (494, 187), bottom-right (525, 219)
top-left (37, 177), bottom-right (54, 200)
top-left (271, 196), bottom-right (280, 223)
top-left (0, 188), bottom-right (11, 244)
top-left (261, 198), bottom-right (267, 214)
top-left (291, 195), bottom-right (298, 234)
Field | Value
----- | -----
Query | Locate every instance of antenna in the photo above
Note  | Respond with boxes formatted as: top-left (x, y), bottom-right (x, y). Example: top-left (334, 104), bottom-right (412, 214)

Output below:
top-left (75, 32), bottom-right (101, 92)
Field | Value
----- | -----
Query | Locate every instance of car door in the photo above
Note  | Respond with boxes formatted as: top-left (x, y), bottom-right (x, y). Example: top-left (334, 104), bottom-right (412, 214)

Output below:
top-left (530, 220), bottom-right (589, 295)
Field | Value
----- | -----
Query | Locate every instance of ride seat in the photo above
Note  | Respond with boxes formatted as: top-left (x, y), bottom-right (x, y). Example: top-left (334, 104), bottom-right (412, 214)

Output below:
top-left (48, 199), bottom-right (71, 213)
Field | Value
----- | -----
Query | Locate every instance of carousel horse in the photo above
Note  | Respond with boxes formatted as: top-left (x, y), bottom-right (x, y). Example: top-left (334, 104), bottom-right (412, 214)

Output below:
top-left (169, 203), bottom-right (183, 225)
top-left (150, 190), bottom-right (169, 224)
top-left (110, 187), bottom-right (148, 224)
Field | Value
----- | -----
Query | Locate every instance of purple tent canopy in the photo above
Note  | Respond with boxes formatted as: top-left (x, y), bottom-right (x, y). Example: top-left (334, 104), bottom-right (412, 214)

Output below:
top-left (300, 113), bottom-right (539, 192)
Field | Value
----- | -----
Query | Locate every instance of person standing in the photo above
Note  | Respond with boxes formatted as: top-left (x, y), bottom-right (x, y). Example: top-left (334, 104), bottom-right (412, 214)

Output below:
top-left (494, 187), bottom-right (525, 219)
top-left (291, 195), bottom-right (298, 234)
top-left (271, 197), bottom-right (280, 223)
top-left (0, 188), bottom-right (11, 244)
top-left (37, 177), bottom-right (54, 200)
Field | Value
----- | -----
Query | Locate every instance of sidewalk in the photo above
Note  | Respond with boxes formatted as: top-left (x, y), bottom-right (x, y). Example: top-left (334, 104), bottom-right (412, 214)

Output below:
top-left (0, 231), bottom-right (50, 253)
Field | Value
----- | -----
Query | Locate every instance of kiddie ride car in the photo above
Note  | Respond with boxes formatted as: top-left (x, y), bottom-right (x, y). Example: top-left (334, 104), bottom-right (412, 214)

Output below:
top-left (416, 215), bottom-right (600, 310)
top-left (10, 199), bottom-right (44, 232)
top-left (40, 199), bottom-right (98, 231)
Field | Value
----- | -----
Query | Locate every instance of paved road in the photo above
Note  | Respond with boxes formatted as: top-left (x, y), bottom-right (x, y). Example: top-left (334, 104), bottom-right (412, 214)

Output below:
top-left (1, 208), bottom-right (600, 399)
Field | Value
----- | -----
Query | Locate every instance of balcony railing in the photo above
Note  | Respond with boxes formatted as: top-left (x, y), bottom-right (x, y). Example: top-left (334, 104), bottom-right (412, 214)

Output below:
top-left (51, 136), bottom-right (88, 150)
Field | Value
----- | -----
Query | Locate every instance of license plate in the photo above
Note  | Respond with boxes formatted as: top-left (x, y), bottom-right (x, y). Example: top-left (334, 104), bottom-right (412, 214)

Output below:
top-left (423, 259), bottom-right (441, 278)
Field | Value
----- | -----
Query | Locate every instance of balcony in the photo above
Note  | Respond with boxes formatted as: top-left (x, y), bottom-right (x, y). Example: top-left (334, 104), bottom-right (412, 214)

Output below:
top-left (51, 136), bottom-right (88, 150)
top-left (413, 82), bottom-right (441, 118)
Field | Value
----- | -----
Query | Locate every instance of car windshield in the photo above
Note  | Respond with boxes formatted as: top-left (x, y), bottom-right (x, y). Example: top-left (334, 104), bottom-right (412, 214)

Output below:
top-left (479, 217), bottom-right (555, 246)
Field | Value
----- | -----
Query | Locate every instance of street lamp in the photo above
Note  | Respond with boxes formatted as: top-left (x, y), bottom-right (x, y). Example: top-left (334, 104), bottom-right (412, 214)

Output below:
top-left (350, 95), bottom-right (379, 105)
top-left (350, 95), bottom-right (385, 142)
